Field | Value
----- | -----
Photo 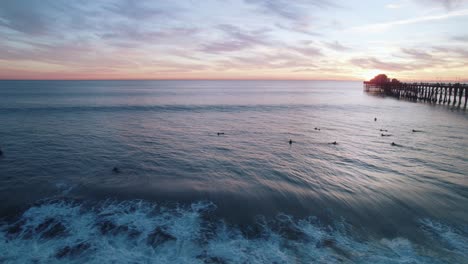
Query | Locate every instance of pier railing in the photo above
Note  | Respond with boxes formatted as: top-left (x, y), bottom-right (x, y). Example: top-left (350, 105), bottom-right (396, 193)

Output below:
top-left (363, 81), bottom-right (468, 108)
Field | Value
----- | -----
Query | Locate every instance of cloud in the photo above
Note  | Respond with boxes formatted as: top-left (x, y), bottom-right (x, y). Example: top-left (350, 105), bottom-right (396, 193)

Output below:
top-left (353, 9), bottom-right (468, 32)
top-left (0, 0), bottom-right (54, 35)
top-left (452, 35), bottom-right (468, 41)
top-left (414, 0), bottom-right (468, 10)
top-left (433, 46), bottom-right (468, 57)
top-left (386, 3), bottom-right (404, 9)
top-left (350, 46), bottom-right (468, 72)
top-left (350, 57), bottom-right (412, 71)
top-left (291, 68), bottom-right (317, 72)
top-left (0, 0), bottom-right (467, 80)
top-left (104, 0), bottom-right (177, 20)
top-left (324, 41), bottom-right (351, 51)
top-left (245, 0), bottom-right (303, 20)
top-left (200, 24), bottom-right (271, 53)
top-left (289, 46), bottom-right (323, 57)
top-left (0, 0), bottom-right (184, 37)
top-left (245, 0), bottom-right (336, 19)
top-left (245, 0), bottom-right (336, 35)
top-left (214, 51), bottom-right (318, 71)
top-left (99, 26), bottom-right (200, 47)
top-left (149, 60), bottom-right (211, 73)
top-left (401, 48), bottom-right (433, 60)
top-left (274, 22), bottom-right (321, 36)
top-left (0, 39), bottom-right (136, 69)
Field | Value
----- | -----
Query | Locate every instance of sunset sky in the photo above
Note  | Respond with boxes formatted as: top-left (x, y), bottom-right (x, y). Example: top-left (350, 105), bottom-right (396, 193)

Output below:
top-left (1, 0), bottom-right (467, 81)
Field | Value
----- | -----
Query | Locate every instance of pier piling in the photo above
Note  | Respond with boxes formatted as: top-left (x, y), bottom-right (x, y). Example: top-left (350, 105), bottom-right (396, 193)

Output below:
top-left (464, 87), bottom-right (468, 109)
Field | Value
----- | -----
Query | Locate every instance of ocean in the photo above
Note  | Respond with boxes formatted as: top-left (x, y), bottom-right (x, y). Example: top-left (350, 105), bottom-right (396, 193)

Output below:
top-left (0, 80), bottom-right (467, 263)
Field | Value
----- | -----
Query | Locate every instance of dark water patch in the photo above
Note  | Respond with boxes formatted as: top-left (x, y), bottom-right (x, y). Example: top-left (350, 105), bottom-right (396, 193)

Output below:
top-left (55, 242), bottom-right (92, 259)
top-left (35, 218), bottom-right (68, 239)
top-left (146, 227), bottom-right (176, 247)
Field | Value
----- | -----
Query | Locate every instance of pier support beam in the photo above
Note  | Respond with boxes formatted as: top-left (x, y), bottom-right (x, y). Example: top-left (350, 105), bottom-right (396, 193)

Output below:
top-left (464, 86), bottom-right (468, 109)
top-left (443, 87), bottom-right (448, 103)
top-left (448, 87), bottom-right (452, 104)
top-left (453, 86), bottom-right (458, 106)
top-left (439, 87), bottom-right (443, 103)
top-left (458, 85), bottom-right (463, 107)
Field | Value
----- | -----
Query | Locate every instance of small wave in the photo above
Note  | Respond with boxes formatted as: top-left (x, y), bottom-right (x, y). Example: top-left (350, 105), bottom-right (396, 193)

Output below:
top-left (0, 199), bottom-right (466, 263)
top-left (0, 103), bottom-right (370, 115)
top-left (0, 104), bottom-right (291, 114)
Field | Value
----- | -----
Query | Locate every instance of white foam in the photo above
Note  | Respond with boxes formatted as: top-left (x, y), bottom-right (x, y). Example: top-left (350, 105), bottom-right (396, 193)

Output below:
top-left (0, 200), bottom-right (466, 263)
top-left (420, 218), bottom-right (468, 258)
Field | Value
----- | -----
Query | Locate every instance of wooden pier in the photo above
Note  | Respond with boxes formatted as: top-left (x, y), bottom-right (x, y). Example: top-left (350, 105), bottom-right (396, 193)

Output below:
top-left (363, 75), bottom-right (468, 109)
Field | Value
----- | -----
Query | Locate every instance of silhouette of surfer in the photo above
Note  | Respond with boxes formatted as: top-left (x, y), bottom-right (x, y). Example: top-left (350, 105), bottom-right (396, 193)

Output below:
top-left (329, 141), bottom-right (337, 145)
top-left (381, 133), bottom-right (392, 137)
top-left (374, 117), bottom-right (377, 121)
top-left (289, 139), bottom-right (293, 145)
top-left (112, 167), bottom-right (120, 173)
top-left (217, 132), bottom-right (225, 136)
top-left (412, 129), bottom-right (423, 133)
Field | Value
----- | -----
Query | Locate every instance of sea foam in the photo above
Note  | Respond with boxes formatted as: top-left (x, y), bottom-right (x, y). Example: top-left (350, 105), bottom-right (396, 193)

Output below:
top-left (0, 199), bottom-right (466, 263)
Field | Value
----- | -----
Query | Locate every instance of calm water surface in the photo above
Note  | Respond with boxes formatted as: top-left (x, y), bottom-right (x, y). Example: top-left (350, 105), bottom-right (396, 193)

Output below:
top-left (0, 80), bottom-right (467, 263)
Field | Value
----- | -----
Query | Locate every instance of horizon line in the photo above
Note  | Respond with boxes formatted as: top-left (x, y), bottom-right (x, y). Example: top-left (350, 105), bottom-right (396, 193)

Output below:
top-left (0, 78), bottom-right (363, 82)
top-left (0, 78), bottom-right (467, 83)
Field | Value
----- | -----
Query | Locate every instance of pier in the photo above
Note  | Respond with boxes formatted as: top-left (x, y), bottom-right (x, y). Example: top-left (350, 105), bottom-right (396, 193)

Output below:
top-left (364, 74), bottom-right (468, 108)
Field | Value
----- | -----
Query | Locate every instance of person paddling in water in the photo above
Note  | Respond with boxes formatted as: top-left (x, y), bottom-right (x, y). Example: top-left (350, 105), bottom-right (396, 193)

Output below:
top-left (329, 141), bottom-right (337, 145)
top-left (289, 139), bottom-right (293, 145)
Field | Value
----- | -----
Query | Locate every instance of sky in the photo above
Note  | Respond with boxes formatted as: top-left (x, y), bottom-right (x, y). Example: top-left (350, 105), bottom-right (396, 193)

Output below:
top-left (0, 0), bottom-right (467, 81)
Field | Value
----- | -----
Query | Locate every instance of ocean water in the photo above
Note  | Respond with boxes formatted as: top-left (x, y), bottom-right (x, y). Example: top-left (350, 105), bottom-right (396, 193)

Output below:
top-left (0, 80), bottom-right (467, 263)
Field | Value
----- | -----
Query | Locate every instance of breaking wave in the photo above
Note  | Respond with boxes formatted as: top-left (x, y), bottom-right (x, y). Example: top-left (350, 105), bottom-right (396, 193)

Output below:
top-left (1, 199), bottom-right (466, 263)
